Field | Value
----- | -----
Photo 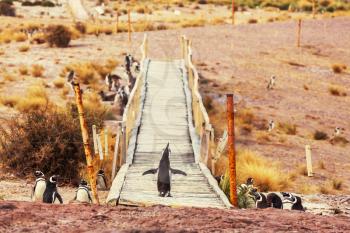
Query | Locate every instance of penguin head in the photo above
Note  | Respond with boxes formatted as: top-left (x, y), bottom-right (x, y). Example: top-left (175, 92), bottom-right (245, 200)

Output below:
top-left (98, 170), bottom-right (105, 176)
top-left (49, 175), bottom-right (59, 184)
top-left (246, 177), bottom-right (254, 185)
top-left (34, 170), bottom-right (44, 178)
top-left (80, 179), bottom-right (88, 186)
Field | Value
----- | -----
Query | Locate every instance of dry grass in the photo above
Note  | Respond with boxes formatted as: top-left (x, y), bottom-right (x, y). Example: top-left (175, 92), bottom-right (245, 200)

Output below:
top-left (18, 45), bottom-right (30, 53)
top-left (236, 108), bottom-right (255, 125)
top-left (313, 130), bottom-right (328, 140)
top-left (255, 131), bottom-right (271, 142)
top-left (3, 72), bottom-right (16, 82)
top-left (299, 184), bottom-right (319, 194)
top-left (278, 122), bottom-right (297, 135)
top-left (330, 136), bottom-right (349, 146)
top-left (235, 149), bottom-right (290, 192)
top-left (332, 178), bottom-right (343, 190)
top-left (0, 49), bottom-right (4, 56)
top-left (248, 18), bottom-right (258, 24)
top-left (318, 160), bottom-right (326, 169)
top-left (297, 164), bottom-right (308, 176)
top-left (31, 64), bottom-right (45, 77)
top-left (53, 78), bottom-right (65, 89)
top-left (14, 32), bottom-right (27, 42)
top-left (15, 84), bottom-right (49, 112)
top-left (328, 85), bottom-right (347, 96)
top-left (332, 63), bottom-right (347, 74)
top-left (18, 65), bottom-right (29, 75)
top-left (0, 95), bottom-right (21, 107)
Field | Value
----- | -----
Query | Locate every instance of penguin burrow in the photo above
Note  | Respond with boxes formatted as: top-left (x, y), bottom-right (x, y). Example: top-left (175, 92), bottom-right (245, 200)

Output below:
top-left (142, 143), bottom-right (187, 197)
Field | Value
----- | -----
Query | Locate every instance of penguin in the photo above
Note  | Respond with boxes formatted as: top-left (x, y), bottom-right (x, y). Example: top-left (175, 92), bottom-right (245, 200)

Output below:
top-left (66, 70), bottom-right (76, 92)
top-left (31, 170), bottom-right (46, 202)
top-left (105, 73), bottom-right (122, 92)
top-left (251, 190), bottom-right (269, 209)
top-left (43, 175), bottom-right (63, 204)
top-left (281, 192), bottom-right (305, 211)
top-left (268, 120), bottom-right (275, 132)
top-left (98, 90), bottom-right (116, 102)
top-left (74, 180), bottom-right (92, 203)
top-left (117, 86), bottom-right (129, 108)
top-left (125, 54), bottom-right (133, 72)
top-left (142, 143), bottom-right (187, 197)
top-left (267, 75), bottom-right (276, 90)
top-left (266, 192), bottom-right (283, 209)
top-left (96, 169), bottom-right (108, 190)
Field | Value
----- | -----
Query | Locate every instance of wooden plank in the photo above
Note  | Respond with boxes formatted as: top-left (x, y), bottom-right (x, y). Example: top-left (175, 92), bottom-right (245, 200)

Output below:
top-left (106, 164), bottom-right (129, 205)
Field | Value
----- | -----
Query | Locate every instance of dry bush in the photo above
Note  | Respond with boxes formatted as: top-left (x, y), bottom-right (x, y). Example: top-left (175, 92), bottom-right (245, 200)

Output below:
top-left (318, 160), bottom-right (326, 169)
top-left (0, 2), bottom-right (15, 16)
top-left (31, 64), bottom-right (45, 77)
top-left (248, 18), bottom-right (258, 24)
top-left (0, 49), bottom-right (4, 56)
top-left (331, 64), bottom-right (347, 73)
top-left (297, 164), bottom-right (308, 176)
top-left (18, 45), bottom-right (30, 52)
top-left (299, 184), bottom-right (318, 194)
top-left (133, 21), bottom-right (156, 32)
top-left (255, 131), bottom-right (271, 142)
top-left (75, 22), bottom-right (86, 34)
top-left (46, 25), bottom-right (72, 48)
top-left (313, 130), bottom-right (328, 140)
top-left (278, 122), bottom-right (297, 135)
top-left (15, 84), bottom-right (49, 113)
top-left (3, 72), bottom-right (16, 82)
top-left (236, 108), bottom-right (254, 125)
top-left (0, 102), bottom-right (105, 182)
top-left (18, 65), bottom-right (28, 75)
top-left (14, 32), bottom-right (27, 42)
top-left (0, 95), bottom-right (20, 107)
top-left (332, 178), bottom-right (343, 190)
top-left (329, 85), bottom-right (347, 96)
top-left (180, 18), bottom-right (206, 28)
top-left (220, 149), bottom-right (290, 193)
top-left (330, 136), bottom-right (349, 146)
top-left (53, 78), bottom-right (65, 89)
top-left (30, 33), bottom-right (46, 44)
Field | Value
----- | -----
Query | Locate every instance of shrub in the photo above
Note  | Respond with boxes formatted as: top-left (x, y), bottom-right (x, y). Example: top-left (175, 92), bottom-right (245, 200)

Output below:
top-left (53, 78), bottom-right (65, 89)
top-left (329, 85), bottom-right (347, 96)
top-left (41, 1), bottom-right (55, 7)
top-left (332, 64), bottom-right (347, 74)
top-left (18, 65), bottom-right (28, 75)
top-left (75, 22), bottom-right (86, 34)
top-left (220, 149), bottom-right (290, 194)
top-left (330, 136), bottom-right (349, 146)
top-left (278, 122), bottom-right (297, 135)
top-left (31, 64), bottom-right (45, 77)
top-left (15, 84), bottom-right (49, 112)
top-left (198, 0), bottom-right (207, 4)
top-left (46, 25), bottom-right (71, 48)
top-left (0, 95), bottom-right (20, 107)
top-left (14, 33), bottom-right (27, 42)
top-left (0, 103), bottom-right (105, 182)
top-left (237, 109), bottom-right (254, 125)
top-left (332, 179), bottom-right (343, 190)
top-left (0, 2), bottom-right (15, 16)
top-left (313, 130), bottom-right (328, 140)
top-left (248, 18), bottom-right (258, 24)
top-left (19, 45), bottom-right (30, 52)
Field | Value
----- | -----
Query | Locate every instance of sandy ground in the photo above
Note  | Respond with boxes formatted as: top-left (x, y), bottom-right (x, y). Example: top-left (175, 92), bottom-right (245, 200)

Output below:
top-left (0, 201), bottom-right (350, 232)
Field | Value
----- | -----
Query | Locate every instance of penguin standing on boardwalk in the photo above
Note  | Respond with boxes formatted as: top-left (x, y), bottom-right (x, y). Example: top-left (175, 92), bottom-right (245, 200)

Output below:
top-left (281, 192), bottom-right (305, 211)
top-left (142, 143), bottom-right (187, 197)
top-left (74, 180), bottom-right (92, 203)
top-left (96, 169), bottom-right (108, 190)
top-left (43, 175), bottom-right (63, 204)
top-left (31, 171), bottom-right (46, 202)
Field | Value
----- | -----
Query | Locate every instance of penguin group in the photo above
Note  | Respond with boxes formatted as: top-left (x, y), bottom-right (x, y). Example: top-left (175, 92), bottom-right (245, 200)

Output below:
top-left (143, 143), bottom-right (187, 197)
top-left (31, 169), bottom-right (109, 204)
top-left (240, 178), bottom-right (305, 211)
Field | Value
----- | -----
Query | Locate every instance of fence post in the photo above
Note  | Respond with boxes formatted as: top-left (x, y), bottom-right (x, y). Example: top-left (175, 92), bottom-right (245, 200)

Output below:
top-left (128, 8), bottom-right (131, 44)
top-left (232, 0), bottom-right (235, 25)
top-left (312, 0), bottom-right (316, 19)
top-left (305, 145), bottom-right (313, 177)
top-left (227, 94), bottom-right (237, 207)
top-left (72, 82), bottom-right (99, 205)
top-left (121, 122), bottom-right (127, 165)
top-left (297, 19), bottom-right (302, 48)
top-left (97, 133), bottom-right (104, 161)
top-left (116, 12), bottom-right (119, 34)
top-left (111, 127), bottom-right (121, 180)
top-left (92, 125), bottom-right (98, 156)
top-left (104, 128), bottom-right (108, 158)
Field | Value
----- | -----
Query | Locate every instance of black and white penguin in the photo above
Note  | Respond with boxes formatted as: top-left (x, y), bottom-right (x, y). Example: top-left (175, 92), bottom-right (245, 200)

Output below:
top-left (268, 120), bottom-right (275, 132)
top-left (281, 192), bottom-right (305, 211)
top-left (142, 143), bottom-right (187, 197)
top-left (125, 54), bottom-right (133, 72)
top-left (267, 75), bottom-right (276, 90)
top-left (31, 170), bottom-right (46, 202)
top-left (252, 191), bottom-right (269, 209)
top-left (74, 180), bottom-right (92, 203)
top-left (266, 192), bottom-right (283, 209)
top-left (117, 86), bottom-right (129, 108)
top-left (96, 169), bottom-right (108, 190)
top-left (98, 90), bottom-right (116, 102)
top-left (105, 73), bottom-right (122, 92)
top-left (43, 175), bottom-right (63, 204)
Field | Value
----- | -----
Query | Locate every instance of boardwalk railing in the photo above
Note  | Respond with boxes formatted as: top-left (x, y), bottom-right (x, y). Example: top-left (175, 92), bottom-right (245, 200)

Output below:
top-left (111, 34), bottom-right (149, 179)
top-left (181, 36), bottom-right (215, 173)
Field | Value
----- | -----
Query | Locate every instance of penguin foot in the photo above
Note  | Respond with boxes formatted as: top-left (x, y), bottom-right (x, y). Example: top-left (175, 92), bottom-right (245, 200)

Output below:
top-left (167, 193), bottom-right (172, 197)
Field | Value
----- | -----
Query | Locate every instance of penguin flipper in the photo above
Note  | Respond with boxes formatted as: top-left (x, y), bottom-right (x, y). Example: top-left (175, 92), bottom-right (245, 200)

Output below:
top-left (170, 168), bottom-right (187, 176)
top-left (142, 168), bottom-right (158, 175)
top-left (56, 192), bottom-right (63, 204)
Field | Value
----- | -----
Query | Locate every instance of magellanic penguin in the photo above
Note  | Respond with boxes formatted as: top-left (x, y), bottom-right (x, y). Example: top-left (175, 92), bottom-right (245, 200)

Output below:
top-left (251, 190), bottom-right (269, 209)
top-left (281, 192), bottom-right (305, 211)
top-left (31, 170), bottom-right (46, 202)
top-left (43, 175), bottom-right (63, 204)
top-left (96, 169), bottom-right (108, 190)
top-left (266, 193), bottom-right (283, 209)
top-left (142, 143), bottom-right (187, 197)
top-left (74, 180), bottom-right (92, 203)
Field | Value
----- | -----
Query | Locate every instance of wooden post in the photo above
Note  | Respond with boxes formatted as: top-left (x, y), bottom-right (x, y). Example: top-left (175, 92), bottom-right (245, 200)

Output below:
top-left (72, 82), bottom-right (99, 204)
top-left (111, 127), bottom-right (121, 180)
top-left (227, 94), bottom-right (237, 207)
top-left (92, 125), bottom-right (98, 155)
top-left (121, 122), bottom-right (127, 165)
top-left (104, 128), bottom-right (108, 158)
top-left (312, 0), bottom-right (316, 19)
top-left (232, 0), bottom-right (235, 25)
top-left (305, 145), bottom-right (313, 177)
top-left (128, 8), bottom-right (131, 44)
top-left (116, 12), bottom-right (119, 34)
top-left (97, 133), bottom-right (104, 161)
top-left (297, 19), bottom-right (302, 48)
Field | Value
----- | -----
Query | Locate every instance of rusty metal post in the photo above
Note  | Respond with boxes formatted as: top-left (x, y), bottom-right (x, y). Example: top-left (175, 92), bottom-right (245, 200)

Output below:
top-left (297, 19), bottom-right (302, 48)
top-left (111, 126), bottom-right (121, 180)
top-left (227, 94), bottom-right (237, 207)
top-left (312, 0), bottom-right (316, 19)
top-left (232, 0), bottom-right (235, 25)
top-left (116, 12), bottom-right (119, 34)
top-left (128, 8), bottom-right (131, 44)
top-left (72, 82), bottom-right (100, 205)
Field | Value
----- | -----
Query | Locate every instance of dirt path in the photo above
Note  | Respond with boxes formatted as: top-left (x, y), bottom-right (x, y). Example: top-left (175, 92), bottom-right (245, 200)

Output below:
top-left (0, 201), bottom-right (349, 232)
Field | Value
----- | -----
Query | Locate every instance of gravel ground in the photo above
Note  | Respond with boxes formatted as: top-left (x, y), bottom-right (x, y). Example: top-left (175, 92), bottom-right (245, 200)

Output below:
top-left (0, 201), bottom-right (350, 233)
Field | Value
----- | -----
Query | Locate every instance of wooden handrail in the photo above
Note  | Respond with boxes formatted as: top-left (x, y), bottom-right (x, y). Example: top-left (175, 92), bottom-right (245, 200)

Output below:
top-left (182, 36), bottom-right (216, 173)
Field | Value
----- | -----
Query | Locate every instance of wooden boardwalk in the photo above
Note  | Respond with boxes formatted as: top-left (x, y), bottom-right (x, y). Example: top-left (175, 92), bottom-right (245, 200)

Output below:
top-left (112, 60), bottom-right (229, 208)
